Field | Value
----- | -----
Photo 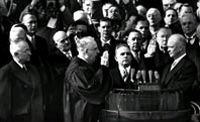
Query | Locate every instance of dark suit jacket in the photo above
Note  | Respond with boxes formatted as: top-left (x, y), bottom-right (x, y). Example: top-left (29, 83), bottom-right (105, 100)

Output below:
top-left (0, 60), bottom-right (44, 121)
top-left (25, 35), bottom-right (49, 66)
top-left (161, 56), bottom-right (197, 108)
top-left (65, 0), bottom-right (81, 14)
top-left (131, 51), bottom-right (147, 71)
top-left (47, 49), bottom-right (72, 121)
top-left (186, 37), bottom-right (200, 82)
top-left (0, 0), bottom-right (30, 22)
top-left (110, 67), bottom-right (136, 89)
top-left (26, 35), bottom-right (56, 120)
top-left (145, 44), bottom-right (172, 75)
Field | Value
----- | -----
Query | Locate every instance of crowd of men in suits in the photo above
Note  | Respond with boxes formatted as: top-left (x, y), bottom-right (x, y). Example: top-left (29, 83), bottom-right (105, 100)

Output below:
top-left (0, 0), bottom-right (200, 121)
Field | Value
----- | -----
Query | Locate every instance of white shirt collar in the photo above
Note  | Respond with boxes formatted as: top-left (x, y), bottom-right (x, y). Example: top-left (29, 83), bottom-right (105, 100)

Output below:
top-left (101, 39), bottom-right (111, 46)
top-left (170, 53), bottom-right (186, 70)
top-left (119, 65), bottom-right (131, 76)
top-left (185, 33), bottom-right (196, 45)
top-left (27, 34), bottom-right (35, 43)
top-left (13, 58), bottom-right (24, 69)
top-left (131, 51), bottom-right (140, 60)
top-left (172, 53), bottom-right (186, 67)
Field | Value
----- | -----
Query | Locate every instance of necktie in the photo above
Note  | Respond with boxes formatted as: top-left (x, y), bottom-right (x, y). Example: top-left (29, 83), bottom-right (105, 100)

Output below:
top-left (23, 64), bottom-right (27, 71)
top-left (135, 52), bottom-right (140, 62)
top-left (65, 51), bottom-right (72, 60)
top-left (103, 43), bottom-right (110, 51)
top-left (31, 36), bottom-right (36, 49)
top-left (122, 68), bottom-right (128, 82)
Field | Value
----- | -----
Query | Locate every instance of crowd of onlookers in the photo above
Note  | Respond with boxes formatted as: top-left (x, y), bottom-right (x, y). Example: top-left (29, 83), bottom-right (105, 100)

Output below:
top-left (0, 0), bottom-right (200, 121)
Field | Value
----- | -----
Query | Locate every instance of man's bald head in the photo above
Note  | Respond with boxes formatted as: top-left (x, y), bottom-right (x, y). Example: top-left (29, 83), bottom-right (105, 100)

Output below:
top-left (167, 34), bottom-right (186, 59)
top-left (53, 31), bottom-right (71, 52)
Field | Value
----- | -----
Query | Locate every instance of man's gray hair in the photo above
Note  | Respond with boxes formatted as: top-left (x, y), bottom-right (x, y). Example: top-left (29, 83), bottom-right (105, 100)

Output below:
top-left (76, 36), bottom-right (95, 51)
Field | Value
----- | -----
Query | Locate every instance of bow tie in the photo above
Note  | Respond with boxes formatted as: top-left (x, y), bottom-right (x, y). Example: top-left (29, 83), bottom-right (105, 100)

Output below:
top-left (103, 43), bottom-right (110, 51)
top-left (186, 35), bottom-right (196, 44)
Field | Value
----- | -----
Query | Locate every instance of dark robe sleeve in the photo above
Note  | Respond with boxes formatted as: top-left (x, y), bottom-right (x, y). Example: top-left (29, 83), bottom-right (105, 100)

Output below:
top-left (69, 66), bottom-right (112, 104)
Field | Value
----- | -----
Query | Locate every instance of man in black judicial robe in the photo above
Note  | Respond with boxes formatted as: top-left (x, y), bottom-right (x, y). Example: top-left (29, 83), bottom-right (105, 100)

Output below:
top-left (63, 36), bottom-right (112, 122)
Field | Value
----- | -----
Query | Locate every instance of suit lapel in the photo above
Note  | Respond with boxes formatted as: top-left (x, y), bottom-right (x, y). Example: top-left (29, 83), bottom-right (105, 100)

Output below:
top-left (164, 56), bottom-right (187, 86)
top-left (10, 61), bottom-right (33, 87)
top-left (116, 68), bottom-right (125, 85)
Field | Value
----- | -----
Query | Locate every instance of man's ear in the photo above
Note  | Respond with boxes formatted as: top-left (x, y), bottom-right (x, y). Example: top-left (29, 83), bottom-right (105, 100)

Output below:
top-left (85, 48), bottom-right (89, 54)
top-left (114, 55), bottom-right (117, 61)
top-left (54, 42), bottom-right (57, 47)
top-left (97, 26), bottom-right (100, 33)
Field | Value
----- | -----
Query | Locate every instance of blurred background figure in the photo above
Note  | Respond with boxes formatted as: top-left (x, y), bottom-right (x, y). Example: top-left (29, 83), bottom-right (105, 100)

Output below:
top-left (178, 3), bottom-right (194, 18)
top-left (162, 0), bottom-right (177, 12)
top-left (127, 29), bottom-right (147, 83)
top-left (136, 5), bottom-right (147, 18)
top-left (164, 8), bottom-right (183, 34)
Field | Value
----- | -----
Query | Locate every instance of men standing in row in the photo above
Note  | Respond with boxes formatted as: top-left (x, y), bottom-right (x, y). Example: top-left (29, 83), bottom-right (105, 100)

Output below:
top-left (0, 40), bottom-right (44, 121)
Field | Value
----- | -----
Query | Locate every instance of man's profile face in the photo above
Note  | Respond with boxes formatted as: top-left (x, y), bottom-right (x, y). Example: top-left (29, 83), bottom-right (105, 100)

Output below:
top-left (98, 21), bottom-right (112, 39)
top-left (127, 31), bottom-right (143, 51)
top-left (115, 46), bottom-right (132, 67)
top-left (86, 40), bottom-right (99, 64)
top-left (55, 36), bottom-right (71, 52)
top-left (22, 14), bottom-right (38, 35)
top-left (167, 36), bottom-right (180, 59)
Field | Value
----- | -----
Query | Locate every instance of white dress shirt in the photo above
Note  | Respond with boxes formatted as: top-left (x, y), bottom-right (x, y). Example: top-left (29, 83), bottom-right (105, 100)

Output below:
top-left (119, 65), bottom-right (131, 82)
top-left (170, 53), bottom-right (186, 71)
